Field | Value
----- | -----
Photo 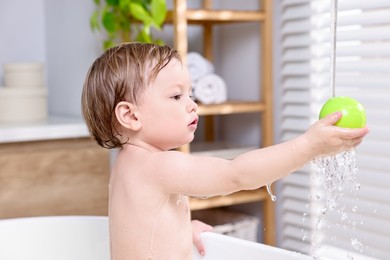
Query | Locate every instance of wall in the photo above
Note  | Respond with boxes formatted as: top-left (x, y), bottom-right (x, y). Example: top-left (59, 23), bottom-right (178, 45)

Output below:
top-left (214, 0), bottom-right (262, 147)
top-left (44, 0), bottom-right (99, 117)
top-left (0, 0), bottom-right (99, 118)
top-left (0, 0), bottom-right (47, 81)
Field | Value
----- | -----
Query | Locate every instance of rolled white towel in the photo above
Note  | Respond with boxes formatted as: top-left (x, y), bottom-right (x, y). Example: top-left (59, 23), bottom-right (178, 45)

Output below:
top-left (193, 73), bottom-right (227, 105)
top-left (187, 52), bottom-right (214, 83)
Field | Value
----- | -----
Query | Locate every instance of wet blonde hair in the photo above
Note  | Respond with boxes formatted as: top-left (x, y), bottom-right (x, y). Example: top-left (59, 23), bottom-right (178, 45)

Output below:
top-left (81, 42), bottom-right (182, 149)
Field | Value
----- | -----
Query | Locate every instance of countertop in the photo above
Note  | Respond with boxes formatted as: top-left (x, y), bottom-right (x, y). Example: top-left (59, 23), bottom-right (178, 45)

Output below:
top-left (0, 116), bottom-right (90, 143)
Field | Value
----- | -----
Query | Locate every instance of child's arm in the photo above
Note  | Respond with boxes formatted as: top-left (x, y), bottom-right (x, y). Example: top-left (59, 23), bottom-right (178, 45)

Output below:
top-left (153, 112), bottom-right (369, 197)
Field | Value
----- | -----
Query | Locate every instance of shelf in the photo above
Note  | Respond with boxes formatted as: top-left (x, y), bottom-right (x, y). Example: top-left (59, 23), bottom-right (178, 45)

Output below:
top-left (166, 10), bottom-right (266, 24)
top-left (0, 116), bottom-right (88, 143)
top-left (197, 101), bottom-right (265, 116)
top-left (189, 188), bottom-right (267, 211)
top-left (191, 141), bottom-right (257, 160)
top-left (171, 0), bottom-right (275, 245)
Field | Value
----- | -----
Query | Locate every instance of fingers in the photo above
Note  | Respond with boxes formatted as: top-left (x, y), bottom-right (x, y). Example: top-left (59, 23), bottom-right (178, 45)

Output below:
top-left (337, 126), bottom-right (369, 140)
top-left (334, 127), bottom-right (368, 152)
top-left (319, 112), bottom-right (369, 139)
top-left (319, 111), bottom-right (342, 126)
top-left (306, 114), bottom-right (368, 157)
top-left (193, 235), bottom-right (206, 256)
top-left (191, 220), bottom-right (213, 256)
top-left (352, 135), bottom-right (365, 146)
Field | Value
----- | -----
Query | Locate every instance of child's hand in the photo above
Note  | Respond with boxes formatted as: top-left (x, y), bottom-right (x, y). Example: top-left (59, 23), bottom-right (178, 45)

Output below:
top-left (191, 220), bottom-right (213, 256)
top-left (300, 112), bottom-right (369, 158)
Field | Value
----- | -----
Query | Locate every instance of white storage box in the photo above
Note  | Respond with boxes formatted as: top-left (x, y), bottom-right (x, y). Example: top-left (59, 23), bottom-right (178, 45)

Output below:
top-left (0, 87), bottom-right (47, 123)
top-left (191, 208), bottom-right (259, 242)
top-left (3, 63), bottom-right (45, 88)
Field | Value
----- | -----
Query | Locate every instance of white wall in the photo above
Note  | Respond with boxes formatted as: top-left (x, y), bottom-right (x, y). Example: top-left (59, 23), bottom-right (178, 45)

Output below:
top-left (0, 0), bottom-right (99, 118)
top-left (0, 0), bottom-right (47, 82)
top-left (44, 0), bottom-right (100, 117)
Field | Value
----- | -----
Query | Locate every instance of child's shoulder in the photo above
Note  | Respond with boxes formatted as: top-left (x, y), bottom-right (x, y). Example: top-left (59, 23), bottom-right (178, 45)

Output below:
top-left (115, 147), bottom-right (192, 174)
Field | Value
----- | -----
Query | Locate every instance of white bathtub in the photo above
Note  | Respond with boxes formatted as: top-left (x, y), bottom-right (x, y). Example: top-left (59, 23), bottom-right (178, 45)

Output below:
top-left (193, 233), bottom-right (378, 260)
top-left (0, 216), bottom-right (110, 260)
top-left (0, 216), bottom-right (375, 260)
top-left (193, 232), bottom-right (312, 260)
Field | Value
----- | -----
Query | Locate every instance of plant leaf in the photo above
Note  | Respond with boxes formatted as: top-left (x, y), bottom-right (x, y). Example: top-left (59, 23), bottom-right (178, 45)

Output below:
top-left (90, 0), bottom-right (166, 46)
top-left (90, 10), bottom-right (100, 31)
top-left (103, 39), bottom-right (115, 50)
top-left (154, 39), bottom-right (164, 46)
top-left (102, 10), bottom-right (117, 33)
top-left (118, 0), bottom-right (131, 11)
top-left (129, 3), bottom-right (154, 25)
top-left (150, 0), bottom-right (167, 26)
top-left (137, 25), bottom-right (152, 43)
top-left (105, 0), bottom-right (119, 6)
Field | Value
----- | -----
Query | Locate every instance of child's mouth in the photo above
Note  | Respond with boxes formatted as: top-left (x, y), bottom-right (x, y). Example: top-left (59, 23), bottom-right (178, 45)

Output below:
top-left (189, 117), bottom-right (198, 127)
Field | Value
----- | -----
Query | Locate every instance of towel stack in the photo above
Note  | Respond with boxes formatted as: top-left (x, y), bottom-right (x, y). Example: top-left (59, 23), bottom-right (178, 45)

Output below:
top-left (0, 63), bottom-right (48, 123)
top-left (187, 52), bottom-right (227, 105)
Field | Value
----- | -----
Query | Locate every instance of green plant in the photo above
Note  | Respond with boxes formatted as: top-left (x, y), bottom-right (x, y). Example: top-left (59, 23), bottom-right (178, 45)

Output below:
top-left (90, 0), bottom-right (167, 50)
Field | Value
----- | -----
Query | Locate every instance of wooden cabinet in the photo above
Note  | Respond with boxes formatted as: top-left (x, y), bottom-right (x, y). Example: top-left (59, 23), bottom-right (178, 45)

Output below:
top-left (0, 138), bottom-right (109, 219)
top-left (166, 0), bottom-right (275, 245)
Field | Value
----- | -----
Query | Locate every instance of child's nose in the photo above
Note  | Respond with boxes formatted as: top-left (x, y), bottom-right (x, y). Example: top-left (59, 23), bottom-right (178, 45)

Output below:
top-left (188, 98), bottom-right (198, 113)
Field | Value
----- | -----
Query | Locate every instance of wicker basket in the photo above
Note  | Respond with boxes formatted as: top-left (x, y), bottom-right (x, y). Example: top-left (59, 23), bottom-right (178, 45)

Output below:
top-left (191, 208), bottom-right (259, 242)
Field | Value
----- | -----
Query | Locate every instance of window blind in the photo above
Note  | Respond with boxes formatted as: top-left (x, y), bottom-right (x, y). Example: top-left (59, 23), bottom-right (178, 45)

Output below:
top-left (277, 0), bottom-right (313, 254)
top-left (277, 0), bottom-right (390, 259)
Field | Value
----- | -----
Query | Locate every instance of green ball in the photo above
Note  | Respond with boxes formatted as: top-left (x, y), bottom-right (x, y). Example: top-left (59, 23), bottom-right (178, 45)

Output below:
top-left (319, 96), bottom-right (366, 128)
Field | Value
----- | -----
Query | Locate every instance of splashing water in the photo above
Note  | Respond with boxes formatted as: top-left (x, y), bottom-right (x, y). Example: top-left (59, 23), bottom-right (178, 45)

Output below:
top-left (313, 150), bottom-right (360, 213)
top-left (311, 149), bottom-right (363, 255)
top-left (306, 0), bottom-right (367, 256)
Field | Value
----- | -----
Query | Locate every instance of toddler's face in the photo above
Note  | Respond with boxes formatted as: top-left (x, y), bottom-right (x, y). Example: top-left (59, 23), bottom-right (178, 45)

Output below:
top-left (136, 59), bottom-right (198, 151)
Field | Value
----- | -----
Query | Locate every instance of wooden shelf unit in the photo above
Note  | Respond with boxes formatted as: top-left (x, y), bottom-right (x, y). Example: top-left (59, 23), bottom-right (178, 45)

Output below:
top-left (166, 9), bottom-right (266, 23)
top-left (197, 101), bottom-right (266, 116)
top-left (189, 189), bottom-right (268, 211)
top-left (169, 0), bottom-right (275, 245)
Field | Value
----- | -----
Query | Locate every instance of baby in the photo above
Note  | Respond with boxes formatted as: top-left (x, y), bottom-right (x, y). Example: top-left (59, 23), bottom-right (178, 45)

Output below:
top-left (81, 42), bottom-right (368, 259)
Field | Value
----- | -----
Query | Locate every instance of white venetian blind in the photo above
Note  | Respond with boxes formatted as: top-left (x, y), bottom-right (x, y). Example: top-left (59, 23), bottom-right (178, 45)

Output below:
top-left (277, 0), bottom-right (390, 259)
top-left (278, 0), bottom-right (313, 254)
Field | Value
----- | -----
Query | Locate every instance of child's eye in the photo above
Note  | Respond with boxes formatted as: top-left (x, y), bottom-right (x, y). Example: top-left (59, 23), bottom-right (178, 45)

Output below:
top-left (172, 94), bottom-right (182, 100)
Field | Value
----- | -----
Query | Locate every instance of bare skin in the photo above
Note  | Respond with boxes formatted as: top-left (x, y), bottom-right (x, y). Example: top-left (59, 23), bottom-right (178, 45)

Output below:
top-left (108, 59), bottom-right (369, 259)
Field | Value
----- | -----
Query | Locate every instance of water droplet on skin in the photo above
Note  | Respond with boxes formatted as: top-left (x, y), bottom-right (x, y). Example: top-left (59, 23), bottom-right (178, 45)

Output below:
top-left (266, 184), bottom-right (277, 201)
top-left (176, 194), bottom-right (183, 205)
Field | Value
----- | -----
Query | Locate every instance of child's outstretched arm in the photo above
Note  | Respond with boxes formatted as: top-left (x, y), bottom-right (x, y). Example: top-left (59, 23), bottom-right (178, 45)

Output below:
top-left (153, 112), bottom-right (369, 198)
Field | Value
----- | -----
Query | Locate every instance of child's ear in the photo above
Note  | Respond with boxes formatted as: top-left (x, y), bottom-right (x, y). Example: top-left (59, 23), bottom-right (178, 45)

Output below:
top-left (115, 101), bottom-right (141, 131)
